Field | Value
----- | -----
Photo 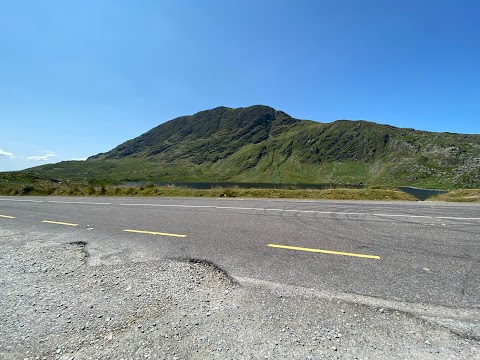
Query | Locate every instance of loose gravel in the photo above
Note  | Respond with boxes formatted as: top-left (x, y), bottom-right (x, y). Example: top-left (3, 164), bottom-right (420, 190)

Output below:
top-left (1, 229), bottom-right (478, 359)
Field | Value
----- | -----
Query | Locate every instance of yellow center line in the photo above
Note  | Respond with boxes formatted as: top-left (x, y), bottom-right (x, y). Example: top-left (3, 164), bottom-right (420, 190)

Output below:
top-left (124, 229), bottom-right (186, 238)
top-left (0, 214), bottom-right (16, 219)
top-left (42, 220), bottom-right (79, 227)
top-left (267, 244), bottom-right (381, 260)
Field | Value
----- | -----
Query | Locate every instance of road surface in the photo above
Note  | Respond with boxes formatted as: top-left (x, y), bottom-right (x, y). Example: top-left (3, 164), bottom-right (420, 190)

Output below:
top-left (1, 196), bottom-right (479, 309)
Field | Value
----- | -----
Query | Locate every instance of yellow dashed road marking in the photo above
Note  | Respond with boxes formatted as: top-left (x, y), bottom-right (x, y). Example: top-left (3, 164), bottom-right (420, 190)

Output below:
top-left (0, 214), bottom-right (16, 218)
top-left (124, 229), bottom-right (186, 238)
top-left (267, 244), bottom-right (380, 260)
top-left (42, 220), bottom-right (79, 227)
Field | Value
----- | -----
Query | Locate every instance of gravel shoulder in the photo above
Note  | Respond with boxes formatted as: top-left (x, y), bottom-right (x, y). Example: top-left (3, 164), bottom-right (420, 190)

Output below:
top-left (1, 229), bottom-right (478, 359)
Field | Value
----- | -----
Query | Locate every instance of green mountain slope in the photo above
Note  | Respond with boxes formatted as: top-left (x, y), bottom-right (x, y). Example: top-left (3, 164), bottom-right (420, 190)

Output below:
top-left (27, 105), bottom-right (480, 188)
top-left (90, 106), bottom-right (299, 164)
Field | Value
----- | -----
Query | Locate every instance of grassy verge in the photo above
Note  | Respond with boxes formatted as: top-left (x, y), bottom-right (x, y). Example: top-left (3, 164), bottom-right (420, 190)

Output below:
top-left (0, 181), bottom-right (417, 201)
top-left (427, 189), bottom-right (480, 202)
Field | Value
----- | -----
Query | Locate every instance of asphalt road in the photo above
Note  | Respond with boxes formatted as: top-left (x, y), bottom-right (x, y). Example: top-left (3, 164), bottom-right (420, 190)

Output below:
top-left (1, 196), bottom-right (479, 310)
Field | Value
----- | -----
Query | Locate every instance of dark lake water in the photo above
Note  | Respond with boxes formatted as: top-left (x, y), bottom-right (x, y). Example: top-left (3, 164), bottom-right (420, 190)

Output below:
top-left (152, 182), bottom-right (363, 190)
top-left (127, 181), bottom-right (447, 201)
top-left (399, 187), bottom-right (447, 201)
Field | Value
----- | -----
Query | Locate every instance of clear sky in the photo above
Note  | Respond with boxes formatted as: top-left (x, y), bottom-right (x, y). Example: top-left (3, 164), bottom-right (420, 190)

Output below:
top-left (1, 0), bottom-right (479, 171)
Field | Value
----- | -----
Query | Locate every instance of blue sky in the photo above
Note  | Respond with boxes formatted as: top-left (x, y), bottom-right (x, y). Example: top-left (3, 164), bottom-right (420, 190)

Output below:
top-left (1, 0), bottom-right (479, 171)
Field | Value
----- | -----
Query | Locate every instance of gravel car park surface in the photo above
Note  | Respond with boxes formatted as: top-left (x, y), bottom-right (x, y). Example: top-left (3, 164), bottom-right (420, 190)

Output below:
top-left (1, 228), bottom-right (478, 360)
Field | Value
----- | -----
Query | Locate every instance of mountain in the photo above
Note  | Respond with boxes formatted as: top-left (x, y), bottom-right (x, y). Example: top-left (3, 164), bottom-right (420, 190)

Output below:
top-left (89, 106), bottom-right (299, 164)
top-left (27, 105), bottom-right (480, 189)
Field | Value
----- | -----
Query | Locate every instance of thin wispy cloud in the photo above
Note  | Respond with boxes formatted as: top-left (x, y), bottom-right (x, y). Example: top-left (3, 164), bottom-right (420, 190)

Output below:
top-left (0, 149), bottom-right (16, 159)
top-left (27, 151), bottom-right (56, 161)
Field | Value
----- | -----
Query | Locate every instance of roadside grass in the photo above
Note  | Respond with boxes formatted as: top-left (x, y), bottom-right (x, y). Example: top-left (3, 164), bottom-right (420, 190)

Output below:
top-left (0, 182), bottom-right (417, 201)
top-left (3, 172), bottom-right (476, 202)
top-left (427, 189), bottom-right (480, 202)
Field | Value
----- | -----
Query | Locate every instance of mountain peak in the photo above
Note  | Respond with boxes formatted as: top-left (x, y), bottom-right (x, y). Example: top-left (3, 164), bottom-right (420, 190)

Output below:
top-left (89, 105), bottom-right (299, 163)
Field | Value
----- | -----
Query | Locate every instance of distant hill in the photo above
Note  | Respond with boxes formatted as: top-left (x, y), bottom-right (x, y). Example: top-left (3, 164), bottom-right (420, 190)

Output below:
top-left (27, 105), bottom-right (480, 188)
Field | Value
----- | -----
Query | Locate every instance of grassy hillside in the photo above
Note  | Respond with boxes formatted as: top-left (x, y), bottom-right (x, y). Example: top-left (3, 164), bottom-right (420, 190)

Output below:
top-left (90, 106), bottom-right (299, 164)
top-left (25, 105), bottom-right (480, 189)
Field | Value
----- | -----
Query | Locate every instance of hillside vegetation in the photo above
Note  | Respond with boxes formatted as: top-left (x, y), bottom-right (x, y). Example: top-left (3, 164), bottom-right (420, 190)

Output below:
top-left (26, 105), bottom-right (480, 189)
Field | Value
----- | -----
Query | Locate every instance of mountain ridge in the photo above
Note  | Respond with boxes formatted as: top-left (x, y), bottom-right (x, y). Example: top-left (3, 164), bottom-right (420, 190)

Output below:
top-left (28, 105), bottom-right (480, 188)
top-left (89, 105), bottom-right (300, 163)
